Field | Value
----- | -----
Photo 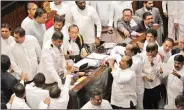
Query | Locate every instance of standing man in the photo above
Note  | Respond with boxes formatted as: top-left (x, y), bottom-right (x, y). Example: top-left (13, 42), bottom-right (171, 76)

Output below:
top-left (21, 2), bottom-right (37, 30)
top-left (89, 1), bottom-right (113, 42)
top-left (9, 27), bottom-right (41, 84)
top-left (42, 15), bottom-right (69, 53)
top-left (1, 23), bottom-right (14, 56)
top-left (162, 1), bottom-right (178, 40)
top-left (38, 31), bottom-right (66, 90)
top-left (25, 8), bottom-right (47, 47)
top-left (163, 55), bottom-right (184, 109)
top-left (109, 55), bottom-right (137, 109)
top-left (66, 1), bottom-right (102, 51)
top-left (175, 1), bottom-right (184, 39)
top-left (50, 0), bottom-right (70, 16)
top-left (140, 42), bottom-right (162, 109)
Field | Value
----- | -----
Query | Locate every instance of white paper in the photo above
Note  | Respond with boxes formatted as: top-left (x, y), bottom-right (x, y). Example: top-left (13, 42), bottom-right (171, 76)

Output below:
top-left (87, 53), bottom-right (109, 60)
top-left (103, 43), bottom-right (117, 49)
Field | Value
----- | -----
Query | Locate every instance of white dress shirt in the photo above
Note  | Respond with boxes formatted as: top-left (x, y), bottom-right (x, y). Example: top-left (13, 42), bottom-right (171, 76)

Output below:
top-left (42, 26), bottom-right (69, 54)
top-left (9, 35), bottom-right (41, 81)
top-left (68, 40), bottom-right (80, 55)
top-left (21, 16), bottom-right (32, 30)
top-left (63, 1), bottom-right (90, 7)
top-left (50, 2), bottom-right (70, 16)
top-left (162, 1), bottom-right (178, 16)
top-left (81, 99), bottom-right (112, 109)
top-left (1, 36), bottom-right (14, 56)
top-left (140, 52), bottom-right (162, 89)
top-left (90, 1), bottom-right (112, 26)
top-left (164, 66), bottom-right (184, 109)
top-left (6, 96), bottom-right (30, 109)
top-left (39, 75), bottom-right (72, 109)
top-left (110, 45), bottom-right (126, 56)
top-left (158, 46), bottom-right (172, 63)
top-left (111, 66), bottom-right (137, 108)
top-left (108, 1), bottom-right (133, 28)
top-left (38, 43), bottom-right (66, 87)
top-left (66, 5), bottom-right (101, 44)
top-left (19, 80), bottom-right (49, 109)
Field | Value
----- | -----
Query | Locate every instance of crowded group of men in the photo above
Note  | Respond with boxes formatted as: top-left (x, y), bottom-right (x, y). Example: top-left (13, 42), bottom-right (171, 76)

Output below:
top-left (1, 0), bottom-right (184, 109)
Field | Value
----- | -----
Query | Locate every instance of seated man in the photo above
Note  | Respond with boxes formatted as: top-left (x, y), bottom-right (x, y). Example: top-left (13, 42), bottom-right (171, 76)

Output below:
top-left (117, 8), bottom-right (142, 38)
top-left (67, 24), bottom-right (89, 63)
top-left (175, 95), bottom-right (184, 109)
top-left (39, 74), bottom-right (72, 109)
top-left (81, 88), bottom-right (112, 109)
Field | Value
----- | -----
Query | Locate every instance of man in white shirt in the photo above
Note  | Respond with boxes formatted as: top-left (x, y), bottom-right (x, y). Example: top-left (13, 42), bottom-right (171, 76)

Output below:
top-left (38, 31), bottom-right (66, 90)
top-left (109, 55), bottom-right (136, 109)
top-left (1, 23), bottom-right (14, 56)
top-left (66, 1), bottom-right (102, 51)
top-left (9, 27), bottom-right (41, 84)
top-left (21, 2), bottom-right (37, 30)
top-left (81, 88), bottom-right (112, 109)
top-left (158, 38), bottom-right (174, 63)
top-left (140, 42), bottom-right (162, 109)
top-left (163, 55), bottom-right (184, 109)
top-left (166, 37), bottom-right (184, 70)
top-left (22, 73), bottom-right (49, 109)
top-left (6, 83), bottom-right (30, 109)
top-left (137, 29), bottom-right (159, 52)
top-left (106, 43), bottom-right (143, 109)
top-left (50, 0), bottom-right (70, 16)
top-left (39, 74), bottom-right (72, 109)
top-left (25, 8), bottom-right (47, 47)
top-left (162, 1), bottom-right (179, 40)
top-left (42, 14), bottom-right (69, 53)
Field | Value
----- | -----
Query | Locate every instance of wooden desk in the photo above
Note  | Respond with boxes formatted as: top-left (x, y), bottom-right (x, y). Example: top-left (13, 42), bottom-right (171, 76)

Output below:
top-left (68, 66), bottom-right (113, 109)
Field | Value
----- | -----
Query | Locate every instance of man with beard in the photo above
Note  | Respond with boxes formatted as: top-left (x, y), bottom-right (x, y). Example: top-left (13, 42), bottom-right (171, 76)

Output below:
top-left (135, 1), bottom-right (163, 27)
top-left (38, 31), bottom-right (66, 90)
top-left (135, 1), bottom-right (163, 44)
top-left (81, 88), bottom-right (112, 109)
top-left (42, 15), bottom-right (69, 54)
top-left (66, 1), bottom-right (101, 51)
top-left (162, 55), bottom-right (184, 109)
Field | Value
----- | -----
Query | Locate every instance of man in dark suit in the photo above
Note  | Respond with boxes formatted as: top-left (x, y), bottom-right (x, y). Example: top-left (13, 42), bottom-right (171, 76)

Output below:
top-left (138, 12), bottom-right (154, 32)
top-left (135, 1), bottom-right (163, 27)
top-left (135, 1), bottom-right (163, 45)
top-left (117, 8), bottom-right (142, 38)
top-left (1, 54), bottom-right (18, 100)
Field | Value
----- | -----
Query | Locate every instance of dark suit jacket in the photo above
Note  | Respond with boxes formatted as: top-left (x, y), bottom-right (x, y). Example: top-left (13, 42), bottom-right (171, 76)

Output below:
top-left (135, 7), bottom-right (163, 27)
top-left (68, 34), bottom-right (84, 63)
top-left (1, 71), bottom-right (18, 100)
